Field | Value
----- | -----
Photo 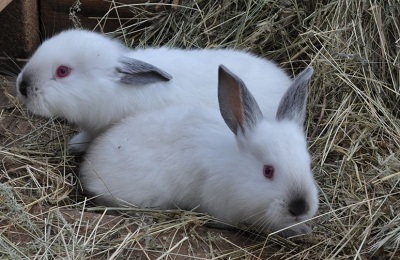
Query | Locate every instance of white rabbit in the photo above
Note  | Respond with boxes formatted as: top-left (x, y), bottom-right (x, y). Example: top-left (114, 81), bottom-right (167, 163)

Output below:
top-left (80, 65), bottom-right (318, 236)
top-left (16, 29), bottom-right (293, 153)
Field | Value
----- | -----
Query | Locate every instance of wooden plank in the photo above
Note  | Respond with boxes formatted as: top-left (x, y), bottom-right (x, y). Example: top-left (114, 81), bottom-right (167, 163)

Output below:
top-left (0, 0), bottom-right (13, 12)
top-left (0, 0), bottom-right (39, 71)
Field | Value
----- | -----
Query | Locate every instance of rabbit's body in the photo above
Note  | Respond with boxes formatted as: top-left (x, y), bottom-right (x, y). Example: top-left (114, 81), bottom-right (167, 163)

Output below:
top-left (16, 29), bottom-right (291, 152)
top-left (80, 66), bottom-right (319, 235)
top-left (82, 106), bottom-right (311, 226)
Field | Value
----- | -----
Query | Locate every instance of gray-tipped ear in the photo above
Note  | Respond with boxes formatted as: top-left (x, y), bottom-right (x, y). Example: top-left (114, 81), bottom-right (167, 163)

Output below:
top-left (276, 67), bottom-right (313, 126)
top-left (218, 65), bottom-right (263, 135)
top-left (117, 57), bottom-right (172, 85)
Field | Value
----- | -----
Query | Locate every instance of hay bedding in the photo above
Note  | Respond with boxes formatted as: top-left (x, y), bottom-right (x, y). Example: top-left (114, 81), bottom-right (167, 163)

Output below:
top-left (1, 0), bottom-right (399, 258)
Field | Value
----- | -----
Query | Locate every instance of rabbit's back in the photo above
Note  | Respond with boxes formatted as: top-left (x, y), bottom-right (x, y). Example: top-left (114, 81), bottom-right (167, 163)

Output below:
top-left (129, 48), bottom-right (292, 119)
top-left (81, 106), bottom-right (238, 208)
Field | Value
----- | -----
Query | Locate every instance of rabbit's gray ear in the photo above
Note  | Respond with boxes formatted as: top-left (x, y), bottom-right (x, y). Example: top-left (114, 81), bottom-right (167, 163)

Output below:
top-left (218, 65), bottom-right (263, 135)
top-left (117, 57), bottom-right (172, 85)
top-left (276, 67), bottom-right (313, 126)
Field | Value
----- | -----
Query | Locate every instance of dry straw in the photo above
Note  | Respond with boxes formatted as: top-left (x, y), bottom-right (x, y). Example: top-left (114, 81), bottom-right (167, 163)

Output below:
top-left (1, 0), bottom-right (399, 258)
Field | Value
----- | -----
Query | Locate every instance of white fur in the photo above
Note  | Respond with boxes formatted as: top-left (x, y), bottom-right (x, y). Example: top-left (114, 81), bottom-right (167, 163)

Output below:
top-left (16, 29), bottom-right (292, 153)
top-left (80, 66), bottom-right (319, 235)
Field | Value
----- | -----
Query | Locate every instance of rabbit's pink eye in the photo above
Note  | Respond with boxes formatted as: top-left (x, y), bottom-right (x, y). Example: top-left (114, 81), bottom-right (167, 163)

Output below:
top-left (263, 165), bottom-right (274, 179)
top-left (56, 66), bottom-right (71, 78)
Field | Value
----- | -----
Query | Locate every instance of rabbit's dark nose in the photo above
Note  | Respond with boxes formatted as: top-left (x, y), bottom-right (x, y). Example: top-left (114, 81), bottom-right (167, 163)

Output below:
top-left (18, 78), bottom-right (29, 97)
top-left (289, 198), bottom-right (309, 217)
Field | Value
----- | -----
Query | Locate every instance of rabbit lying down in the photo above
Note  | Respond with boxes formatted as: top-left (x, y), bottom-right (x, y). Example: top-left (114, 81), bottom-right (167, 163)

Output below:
top-left (16, 29), bottom-right (294, 153)
top-left (80, 65), bottom-right (319, 236)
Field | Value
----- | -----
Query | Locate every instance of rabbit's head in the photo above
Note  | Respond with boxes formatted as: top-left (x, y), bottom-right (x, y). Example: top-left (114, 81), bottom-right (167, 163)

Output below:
top-left (217, 66), bottom-right (318, 234)
top-left (16, 29), bottom-right (171, 128)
